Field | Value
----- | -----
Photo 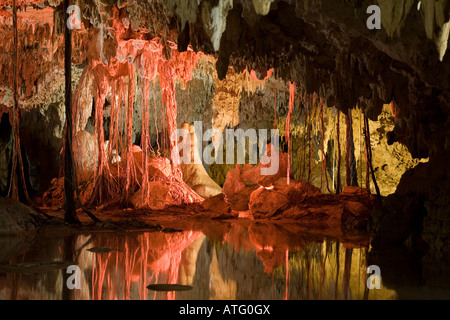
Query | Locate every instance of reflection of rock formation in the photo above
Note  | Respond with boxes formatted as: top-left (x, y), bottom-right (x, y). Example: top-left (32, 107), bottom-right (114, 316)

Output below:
top-left (208, 246), bottom-right (237, 300)
top-left (0, 220), bottom-right (411, 300)
top-left (178, 234), bottom-right (205, 286)
top-left (196, 226), bottom-right (397, 300)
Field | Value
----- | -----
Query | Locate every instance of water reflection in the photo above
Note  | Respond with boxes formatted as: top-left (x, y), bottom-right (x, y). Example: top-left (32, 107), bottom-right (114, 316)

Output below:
top-left (0, 221), bottom-right (398, 300)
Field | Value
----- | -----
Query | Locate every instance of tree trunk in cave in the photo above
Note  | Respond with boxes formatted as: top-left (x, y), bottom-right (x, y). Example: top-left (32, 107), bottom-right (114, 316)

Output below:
top-left (336, 112), bottom-right (341, 194)
top-left (8, 0), bottom-right (32, 205)
top-left (345, 110), bottom-right (358, 187)
top-left (63, 0), bottom-right (79, 224)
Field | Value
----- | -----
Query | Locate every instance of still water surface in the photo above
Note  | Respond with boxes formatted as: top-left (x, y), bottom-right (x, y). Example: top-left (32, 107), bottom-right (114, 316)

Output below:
top-left (0, 219), bottom-right (448, 300)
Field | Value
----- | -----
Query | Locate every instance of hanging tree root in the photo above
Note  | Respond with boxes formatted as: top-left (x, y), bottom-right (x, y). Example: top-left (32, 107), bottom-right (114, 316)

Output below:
top-left (7, 0), bottom-right (50, 219)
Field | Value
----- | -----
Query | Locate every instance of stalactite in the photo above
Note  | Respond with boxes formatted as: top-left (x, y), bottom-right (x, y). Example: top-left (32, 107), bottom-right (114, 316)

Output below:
top-left (123, 65), bottom-right (137, 203)
top-left (345, 110), bottom-right (358, 187)
top-left (117, 78), bottom-right (125, 162)
top-left (141, 78), bottom-right (151, 207)
top-left (364, 115), bottom-right (381, 202)
top-left (359, 109), bottom-right (364, 194)
top-left (308, 94), bottom-right (315, 183)
top-left (159, 60), bottom-right (182, 181)
top-left (298, 94), bottom-right (304, 181)
top-left (286, 82), bottom-right (295, 185)
top-left (301, 91), bottom-right (307, 181)
top-left (231, 74), bottom-right (237, 127)
top-left (319, 98), bottom-right (332, 194)
top-left (274, 77), bottom-right (277, 129)
top-left (153, 79), bottom-right (160, 153)
top-left (391, 100), bottom-right (398, 121)
top-left (320, 101), bottom-right (323, 190)
top-left (364, 118), bottom-right (370, 192)
top-left (163, 102), bottom-right (167, 156)
top-left (107, 76), bottom-right (124, 187)
top-left (345, 112), bottom-right (351, 187)
top-left (108, 79), bottom-right (118, 158)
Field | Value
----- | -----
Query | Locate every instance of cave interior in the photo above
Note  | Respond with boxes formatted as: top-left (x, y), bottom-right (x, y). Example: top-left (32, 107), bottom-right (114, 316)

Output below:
top-left (0, 0), bottom-right (449, 300)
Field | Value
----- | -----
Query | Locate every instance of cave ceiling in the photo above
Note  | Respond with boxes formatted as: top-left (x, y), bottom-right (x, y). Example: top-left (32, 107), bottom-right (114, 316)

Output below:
top-left (0, 0), bottom-right (449, 159)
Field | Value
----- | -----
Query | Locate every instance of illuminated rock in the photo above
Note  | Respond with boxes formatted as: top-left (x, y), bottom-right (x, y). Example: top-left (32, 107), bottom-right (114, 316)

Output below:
top-left (131, 180), bottom-right (203, 210)
top-left (222, 165), bottom-right (246, 198)
top-left (179, 122), bottom-right (222, 198)
top-left (248, 186), bottom-right (290, 217)
top-left (74, 130), bottom-right (97, 183)
top-left (201, 193), bottom-right (230, 214)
